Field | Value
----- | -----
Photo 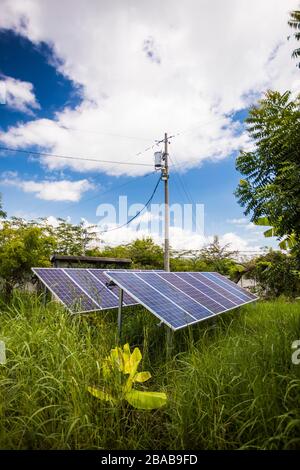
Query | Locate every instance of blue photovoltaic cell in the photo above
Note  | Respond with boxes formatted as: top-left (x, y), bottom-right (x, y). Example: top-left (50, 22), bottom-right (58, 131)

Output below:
top-left (204, 272), bottom-right (257, 300)
top-left (32, 268), bottom-right (99, 313)
top-left (64, 269), bottom-right (119, 309)
top-left (105, 271), bottom-right (204, 329)
top-left (88, 269), bottom-right (137, 306)
top-left (33, 268), bottom-right (257, 324)
top-left (133, 272), bottom-right (213, 321)
top-left (179, 273), bottom-right (237, 309)
top-left (156, 272), bottom-right (224, 314)
top-left (105, 271), bottom-right (258, 331)
top-left (32, 267), bottom-right (159, 313)
top-left (188, 273), bottom-right (244, 306)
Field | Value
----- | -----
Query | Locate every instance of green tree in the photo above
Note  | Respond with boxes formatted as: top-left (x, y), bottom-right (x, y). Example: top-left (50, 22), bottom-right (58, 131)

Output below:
top-left (97, 244), bottom-right (130, 260)
top-left (128, 237), bottom-right (163, 269)
top-left (91, 237), bottom-right (164, 269)
top-left (255, 217), bottom-right (297, 251)
top-left (198, 236), bottom-right (239, 276)
top-left (235, 90), bottom-right (300, 255)
top-left (40, 218), bottom-right (100, 256)
top-left (243, 250), bottom-right (300, 298)
top-left (288, 9), bottom-right (300, 66)
top-left (0, 219), bottom-right (55, 297)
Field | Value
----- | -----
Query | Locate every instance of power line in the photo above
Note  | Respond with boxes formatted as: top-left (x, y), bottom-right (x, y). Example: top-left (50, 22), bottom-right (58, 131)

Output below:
top-left (0, 115), bottom-right (238, 171)
top-left (170, 115), bottom-right (234, 140)
top-left (0, 146), bottom-right (153, 167)
top-left (169, 155), bottom-right (193, 203)
top-left (99, 175), bottom-right (161, 233)
top-left (51, 171), bottom-right (156, 218)
top-left (168, 154), bottom-right (204, 235)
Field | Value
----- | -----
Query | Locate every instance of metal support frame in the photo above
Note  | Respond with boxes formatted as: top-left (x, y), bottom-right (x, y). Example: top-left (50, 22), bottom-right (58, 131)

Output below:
top-left (43, 284), bottom-right (48, 306)
top-left (117, 287), bottom-right (124, 342)
top-left (166, 327), bottom-right (173, 360)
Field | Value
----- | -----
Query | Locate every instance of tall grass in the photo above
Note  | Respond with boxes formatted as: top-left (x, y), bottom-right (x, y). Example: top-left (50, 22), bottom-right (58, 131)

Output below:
top-left (0, 293), bottom-right (299, 449)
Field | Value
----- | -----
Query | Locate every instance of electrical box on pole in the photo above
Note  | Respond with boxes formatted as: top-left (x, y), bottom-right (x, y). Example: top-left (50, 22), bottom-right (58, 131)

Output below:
top-left (154, 151), bottom-right (163, 170)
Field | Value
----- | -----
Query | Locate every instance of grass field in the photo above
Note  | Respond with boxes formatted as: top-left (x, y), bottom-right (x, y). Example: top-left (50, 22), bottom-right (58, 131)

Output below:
top-left (0, 293), bottom-right (300, 450)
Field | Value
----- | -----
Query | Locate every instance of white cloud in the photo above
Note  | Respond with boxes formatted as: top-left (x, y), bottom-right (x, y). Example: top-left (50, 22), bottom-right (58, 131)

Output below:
top-left (1, 174), bottom-right (95, 201)
top-left (218, 232), bottom-right (261, 252)
top-left (0, 75), bottom-right (40, 114)
top-left (129, 211), bottom-right (162, 227)
top-left (227, 217), bottom-right (269, 233)
top-left (245, 222), bottom-right (258, 231)
top-left (93, 218), bottom-right (264, 253)
top-left (0, 0), bottom-right (298, 175)
top-left (44, 215), bottom-right (66, 227)
top-left (37, 212), bottom-right (269, 254)
top-left (227, 217), bottom-right (249, 225)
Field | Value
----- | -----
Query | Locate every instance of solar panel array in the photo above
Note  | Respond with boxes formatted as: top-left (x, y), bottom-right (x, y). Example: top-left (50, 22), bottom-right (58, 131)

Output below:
top-left (33, 268), bottom-right (257, 328)
top-left (105, 271), bottom-right (258, 330)
top-left (32, 268), bottom-right (139, 313)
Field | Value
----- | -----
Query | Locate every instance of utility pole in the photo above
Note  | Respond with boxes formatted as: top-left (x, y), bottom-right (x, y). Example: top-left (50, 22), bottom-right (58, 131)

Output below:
top-left (155, 133), bottom-right (172, 354)
top-left (163, 132), bottom-right (170, 272)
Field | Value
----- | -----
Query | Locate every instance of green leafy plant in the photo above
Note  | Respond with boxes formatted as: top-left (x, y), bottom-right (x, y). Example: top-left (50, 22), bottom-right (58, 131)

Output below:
top-left (255, 217), bottom-right (297, 250)
top-left (88, 344), bottom-right (167, 410)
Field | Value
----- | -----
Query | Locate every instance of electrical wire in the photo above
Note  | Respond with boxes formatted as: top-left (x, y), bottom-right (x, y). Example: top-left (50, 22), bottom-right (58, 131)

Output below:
top-left (168, 115), bottom-right (234, 140)
top-left (0, 146), bottom-right (153, 167)
top-left (0, 114), bottom-right (239, 171)
top-left (168, 154), bottom-right (204, 234)
top-left (51, 171), bottom-right (156, 218)
top-left (169, 156), bottom-right (193, 203)
top-left (99, 175), bottom-right (161, 233)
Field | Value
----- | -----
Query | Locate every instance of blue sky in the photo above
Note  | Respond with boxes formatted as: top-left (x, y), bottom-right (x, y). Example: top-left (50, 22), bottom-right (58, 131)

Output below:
top-left (0, 0), bottom-right (299, 253)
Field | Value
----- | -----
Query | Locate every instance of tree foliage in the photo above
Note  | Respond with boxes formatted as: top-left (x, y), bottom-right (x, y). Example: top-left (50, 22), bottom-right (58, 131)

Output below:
top-left (99, 237), bottom-right (164, 269)
top-left (198, 236), bottom-right (237, 271)
top-left (243, 250), bottom-right (300, 298)
top-left (235, 90), bottom-right (300, 254)
top-left (0, 219), bottom-right (56, 297)
top-left (0, 215), bottom-right (101, 296)
top-left (1, 198), bottom-right (299, 299)
top-left (288, 9), bottom-right (300, 66)
top-left (171, 236), bottom-right (243, 278)
top-left (43, 218), bottom-right (100, 256)
top-left (255, 217), bottom-right (297, 251)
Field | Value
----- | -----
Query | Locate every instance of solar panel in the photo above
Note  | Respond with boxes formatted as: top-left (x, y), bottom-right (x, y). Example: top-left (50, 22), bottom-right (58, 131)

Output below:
top-left (63, 268), bottom-right (122, 309)
top-left (32, 268), bottom-right (161, 313)
top-left (32, 268), bottom-right (99, 313)
top-left (201, 272), bottom-right (257, 300)
top-left (32, 267), bottom-right (140, 313)
top-left (88, 269), bottom-right (137, 307)
top-left (105, 271), bottom-right (258, 331)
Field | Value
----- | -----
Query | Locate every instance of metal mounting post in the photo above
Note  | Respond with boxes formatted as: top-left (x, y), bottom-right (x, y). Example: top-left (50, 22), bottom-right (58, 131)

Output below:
top-left (43, 284), bottom-right (47, 306)
top-left (166, 327), bottom-right (173, 360)
top-left (117, 287), bottom-right (124, 343)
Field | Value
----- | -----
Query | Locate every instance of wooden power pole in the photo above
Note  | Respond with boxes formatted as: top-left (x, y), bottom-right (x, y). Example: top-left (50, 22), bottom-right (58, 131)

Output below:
top-left (163, 132), bottom-right (170, 272)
